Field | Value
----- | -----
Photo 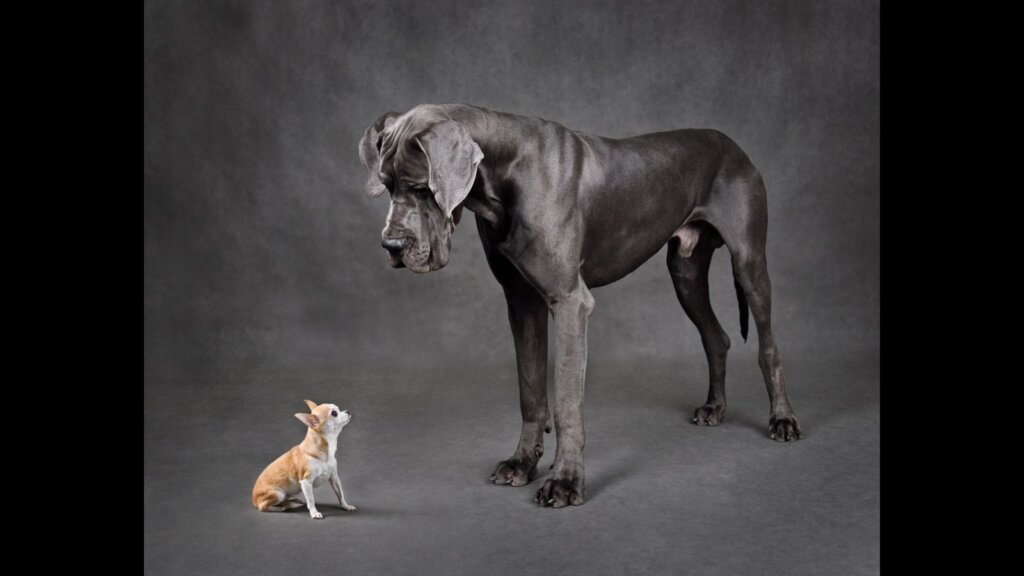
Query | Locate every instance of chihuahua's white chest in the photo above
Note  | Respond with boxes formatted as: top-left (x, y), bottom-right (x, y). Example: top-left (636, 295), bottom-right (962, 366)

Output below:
top-left (308, 437), bottom-right (338, 487)
top-left (308, 456), bottom-right (336, 487)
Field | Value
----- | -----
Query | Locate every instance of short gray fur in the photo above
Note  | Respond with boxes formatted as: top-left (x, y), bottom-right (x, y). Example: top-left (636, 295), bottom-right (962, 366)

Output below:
top-left (360, 104), bottom-right (801, 507)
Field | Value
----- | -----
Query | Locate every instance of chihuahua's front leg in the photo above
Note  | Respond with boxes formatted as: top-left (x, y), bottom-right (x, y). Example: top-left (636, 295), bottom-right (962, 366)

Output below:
top-left (330, 468), bottom-right (356, 511)
top-left (299, 479), bottom-right (322, 519)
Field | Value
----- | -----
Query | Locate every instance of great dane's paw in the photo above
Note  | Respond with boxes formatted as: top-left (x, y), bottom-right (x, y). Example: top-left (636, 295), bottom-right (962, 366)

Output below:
top-left (490, 457), bottom-right (538, 487)
top-left (341, 504), bottom-right (357, 512)
top-left (692, 404), bottom-right (725, 426)
top-left (309, 510), bottom-right (323, 520)
top-left (768, 414), bottom-right (803, 442)
top-left (535, 473), bottom-right (585, 508)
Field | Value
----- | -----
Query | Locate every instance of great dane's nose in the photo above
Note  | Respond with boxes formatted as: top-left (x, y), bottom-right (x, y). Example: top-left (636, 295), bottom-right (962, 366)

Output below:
top-left (382, 237), bottom-right (408, 254)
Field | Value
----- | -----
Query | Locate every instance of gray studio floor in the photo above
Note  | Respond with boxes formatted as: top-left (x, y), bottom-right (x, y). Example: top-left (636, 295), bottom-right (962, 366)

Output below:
top-left (144, 348), bottom-right (879, 576)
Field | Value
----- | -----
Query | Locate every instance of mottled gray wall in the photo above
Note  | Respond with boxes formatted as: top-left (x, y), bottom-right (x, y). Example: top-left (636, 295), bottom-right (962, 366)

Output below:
top-left (145, 3), bottom-right (879, 574)
top-left (145, 0), bottom-right (879, 377)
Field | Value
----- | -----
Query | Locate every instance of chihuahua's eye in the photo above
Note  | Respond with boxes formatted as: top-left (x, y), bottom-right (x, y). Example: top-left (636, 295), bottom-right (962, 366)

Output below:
top-left (331, 410), bottom-right (338, 417)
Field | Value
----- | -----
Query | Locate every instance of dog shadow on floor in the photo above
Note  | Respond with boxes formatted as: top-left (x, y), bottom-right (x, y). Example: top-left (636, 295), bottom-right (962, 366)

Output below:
top-left (715, 409), bottom-right (772, 437)
top-left (573, 452), bottom-right (646, 503)
top-left (692, 376), bottom-right (878, 442)
top-left (257, 503), bottom-right (414, 519)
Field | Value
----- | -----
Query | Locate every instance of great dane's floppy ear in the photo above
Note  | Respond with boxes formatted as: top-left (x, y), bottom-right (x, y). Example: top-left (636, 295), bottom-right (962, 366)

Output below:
top-left (358, 111), bottom-right (400, 197)
top-left (415, 121), bottom-right (484, 220)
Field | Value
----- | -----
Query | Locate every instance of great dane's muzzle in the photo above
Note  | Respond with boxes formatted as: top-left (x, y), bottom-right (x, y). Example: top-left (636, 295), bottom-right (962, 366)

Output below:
top-left (381, 235), bottom-right (409, 268)
top-left (381, 236), bottom-right (408, 254)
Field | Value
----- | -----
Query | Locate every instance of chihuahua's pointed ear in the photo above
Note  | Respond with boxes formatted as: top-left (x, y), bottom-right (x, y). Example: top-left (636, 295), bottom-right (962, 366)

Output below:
top-left (303, 399), bottom-right (318, 411)
top-left (358, 111), bottom-right (400, 197)
top-left (295, 413), bottom-right (321, 430)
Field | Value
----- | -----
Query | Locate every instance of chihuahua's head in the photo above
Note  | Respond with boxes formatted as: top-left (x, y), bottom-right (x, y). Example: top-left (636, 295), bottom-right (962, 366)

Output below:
top-left (294, 399), bottom-right (352, 437)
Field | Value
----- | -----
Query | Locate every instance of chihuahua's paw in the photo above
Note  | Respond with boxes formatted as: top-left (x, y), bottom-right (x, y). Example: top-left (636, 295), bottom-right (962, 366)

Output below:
top-left (310, 510), bottom-right (323, 520)
top-left (342, 504), bottom-right (357, 512)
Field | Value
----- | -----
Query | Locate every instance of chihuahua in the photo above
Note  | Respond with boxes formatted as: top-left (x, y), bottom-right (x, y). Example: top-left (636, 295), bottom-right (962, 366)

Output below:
top-left (252, 400), bottom-right (356, 519)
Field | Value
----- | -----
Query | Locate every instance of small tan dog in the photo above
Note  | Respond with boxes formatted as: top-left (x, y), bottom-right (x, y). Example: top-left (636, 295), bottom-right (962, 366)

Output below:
top-left (252, 400), bottom-right (356, 519)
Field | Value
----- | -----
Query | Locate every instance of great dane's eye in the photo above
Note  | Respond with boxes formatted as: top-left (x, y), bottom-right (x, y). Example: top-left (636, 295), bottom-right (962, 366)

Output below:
top-left (331, 410), bottom-right (338, 417)
top-left (410, 184), bottom-right (430, 193)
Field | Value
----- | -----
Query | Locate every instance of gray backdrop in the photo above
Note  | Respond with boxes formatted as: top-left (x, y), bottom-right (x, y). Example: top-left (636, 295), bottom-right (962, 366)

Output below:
top-left (145, 1), bottom-right (879, 574)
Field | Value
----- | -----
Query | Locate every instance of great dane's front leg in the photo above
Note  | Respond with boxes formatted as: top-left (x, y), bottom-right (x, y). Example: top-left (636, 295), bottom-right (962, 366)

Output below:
top-left (491, 283), bottom-right (550, 487)
top-left (535, 286), bottom-right (594, 508)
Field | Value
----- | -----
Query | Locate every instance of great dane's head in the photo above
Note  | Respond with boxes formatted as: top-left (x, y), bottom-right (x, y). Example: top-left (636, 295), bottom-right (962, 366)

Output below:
top-left (358, 107), bottom-right (483, 272)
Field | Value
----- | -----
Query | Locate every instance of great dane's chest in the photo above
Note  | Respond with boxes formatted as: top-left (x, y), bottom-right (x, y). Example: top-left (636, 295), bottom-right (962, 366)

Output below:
top-left (490, 201), bottom-right (683, 292)
top-left (493, 215), bottom-right (561, 267)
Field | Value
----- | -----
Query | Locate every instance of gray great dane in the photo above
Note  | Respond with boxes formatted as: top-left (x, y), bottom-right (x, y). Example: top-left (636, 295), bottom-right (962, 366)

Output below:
top-left (358, 103), bottom-right (801, 508)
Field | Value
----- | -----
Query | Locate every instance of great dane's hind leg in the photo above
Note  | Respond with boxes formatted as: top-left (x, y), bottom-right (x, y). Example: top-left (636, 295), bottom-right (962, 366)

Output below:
top-left (667, 222), bottom-right (731, 426)
top-left (712, 170), bottom-right (802, 441)
top-left (732, 248), bottom-right (802, 441)
top-left (491, 280), bottom-right (550, 487)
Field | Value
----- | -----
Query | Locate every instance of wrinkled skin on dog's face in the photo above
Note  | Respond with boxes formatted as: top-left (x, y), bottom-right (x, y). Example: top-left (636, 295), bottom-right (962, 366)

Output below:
top-left (378, 146), bottom-right (455, 272)
top-left (382, 189), bottom-right (453, 272)
top-left (358, 108), bottom-right (482, 273)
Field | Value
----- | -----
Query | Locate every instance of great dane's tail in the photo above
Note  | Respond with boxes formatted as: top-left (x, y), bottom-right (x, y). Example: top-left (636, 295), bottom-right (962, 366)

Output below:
top-left (733, 278), bottom-right (749, 342)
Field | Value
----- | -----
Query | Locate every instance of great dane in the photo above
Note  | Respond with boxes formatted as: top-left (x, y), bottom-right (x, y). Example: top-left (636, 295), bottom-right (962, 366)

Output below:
top-left (358, 103), bottom-right (801, 508)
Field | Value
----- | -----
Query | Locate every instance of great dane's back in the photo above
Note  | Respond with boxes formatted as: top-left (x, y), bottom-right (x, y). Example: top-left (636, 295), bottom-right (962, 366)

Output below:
top-left (570, 128), bottom-right (763, 287)
top-left (359, 103), bottom-right (801, 509)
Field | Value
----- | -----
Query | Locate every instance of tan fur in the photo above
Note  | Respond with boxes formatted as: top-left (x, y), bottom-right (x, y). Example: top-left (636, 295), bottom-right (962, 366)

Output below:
top-left (251, 401), bottom-right (339, 509)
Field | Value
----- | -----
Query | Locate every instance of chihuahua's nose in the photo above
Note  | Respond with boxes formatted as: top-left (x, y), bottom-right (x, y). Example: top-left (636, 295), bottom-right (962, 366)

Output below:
top-left (344, 409), bottom-right (352, 416)
top-left (381, 237), bottom-right (408, 254)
